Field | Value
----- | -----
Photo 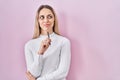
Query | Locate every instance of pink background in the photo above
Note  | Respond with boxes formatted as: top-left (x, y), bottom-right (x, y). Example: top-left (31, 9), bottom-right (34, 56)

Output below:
top-left (0, 0), bottom-right (120, 80)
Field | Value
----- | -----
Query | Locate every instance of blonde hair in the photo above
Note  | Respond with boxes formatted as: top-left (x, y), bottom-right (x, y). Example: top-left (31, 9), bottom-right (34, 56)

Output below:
top-left (32, 5), bottom-right (60, 39)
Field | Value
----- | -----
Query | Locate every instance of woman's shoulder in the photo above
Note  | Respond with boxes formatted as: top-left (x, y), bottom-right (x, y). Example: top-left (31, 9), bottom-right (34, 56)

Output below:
top-left (24, 38), bottom-right (38, 48)
top-left (55, 34), bottom-right (71, 44)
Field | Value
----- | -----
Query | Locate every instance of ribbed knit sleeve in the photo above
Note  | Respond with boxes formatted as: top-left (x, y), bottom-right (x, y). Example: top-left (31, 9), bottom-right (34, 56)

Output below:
top-left (24, 42), bottom-right (43, 78)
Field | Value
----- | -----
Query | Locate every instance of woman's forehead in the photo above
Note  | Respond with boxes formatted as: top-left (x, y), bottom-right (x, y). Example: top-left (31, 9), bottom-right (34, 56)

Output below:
top-left (39, 8), bottom-right (53, 15)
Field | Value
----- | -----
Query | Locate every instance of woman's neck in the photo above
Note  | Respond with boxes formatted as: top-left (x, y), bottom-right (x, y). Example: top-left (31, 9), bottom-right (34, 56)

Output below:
top-left (41, 30), bottom-right (53, 35)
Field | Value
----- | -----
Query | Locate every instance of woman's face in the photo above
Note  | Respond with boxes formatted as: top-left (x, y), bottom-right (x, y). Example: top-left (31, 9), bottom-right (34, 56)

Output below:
top-left (38, 8), bottom-right (55, 32)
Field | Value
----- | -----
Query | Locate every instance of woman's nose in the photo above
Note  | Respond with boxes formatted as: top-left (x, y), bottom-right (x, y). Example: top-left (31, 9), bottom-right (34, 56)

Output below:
top-left (44, 17), bottom-right (49, 22)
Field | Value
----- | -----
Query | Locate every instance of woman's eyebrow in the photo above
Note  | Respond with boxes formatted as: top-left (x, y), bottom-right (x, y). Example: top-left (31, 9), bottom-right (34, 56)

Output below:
top-left (39, 14), bottom-right (44, 16)
top-left (39, 14), bottom-right (51, 16)
top-left (48, 13), bottom-right (52, 15)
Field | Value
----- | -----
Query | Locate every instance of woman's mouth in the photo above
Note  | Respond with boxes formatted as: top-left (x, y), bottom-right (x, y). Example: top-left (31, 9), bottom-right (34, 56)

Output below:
top-left (44, 24), bottom-right (50, 27)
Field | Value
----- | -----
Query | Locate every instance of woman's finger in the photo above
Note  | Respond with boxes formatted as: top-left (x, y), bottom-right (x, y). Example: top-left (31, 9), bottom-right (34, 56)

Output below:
top-left (26, 71), bottom-right (33, 77)
top-left (26, 72), bottom-right (31, 79)
top-left (47, 38), bottom-right (51, 45)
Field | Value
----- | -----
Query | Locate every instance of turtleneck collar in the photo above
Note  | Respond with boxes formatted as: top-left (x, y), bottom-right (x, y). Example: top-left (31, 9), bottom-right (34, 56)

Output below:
top-left (39, 32), bottom-right (55, 38)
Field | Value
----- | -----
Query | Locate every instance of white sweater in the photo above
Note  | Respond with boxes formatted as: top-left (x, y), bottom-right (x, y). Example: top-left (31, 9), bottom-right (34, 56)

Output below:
top-left (24, 32), bottom-right (71, 80)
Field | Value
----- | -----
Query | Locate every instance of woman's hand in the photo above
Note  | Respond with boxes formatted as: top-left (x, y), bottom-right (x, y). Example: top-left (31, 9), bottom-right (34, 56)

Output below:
top-left (26, 71), bottom-right (36, 80)
top-left (38, 38), bottom-right (51, 55)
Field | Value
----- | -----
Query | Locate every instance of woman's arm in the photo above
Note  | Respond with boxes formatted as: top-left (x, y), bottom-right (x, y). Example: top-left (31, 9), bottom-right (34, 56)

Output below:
top-left (37, 39), bottom-right (71, 80)
top-left (24, 43), bottom-right (43, 78)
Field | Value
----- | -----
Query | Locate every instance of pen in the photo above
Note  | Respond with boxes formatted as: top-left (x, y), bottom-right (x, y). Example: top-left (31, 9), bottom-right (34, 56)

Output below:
top-left (47, 32), bottom-right (50, 38)
top-left (47, 32), bottom-right (51, 45)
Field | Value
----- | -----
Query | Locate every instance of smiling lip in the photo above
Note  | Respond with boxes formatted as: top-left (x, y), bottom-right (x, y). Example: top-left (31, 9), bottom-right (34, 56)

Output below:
top-left (44, 24), bottom-right (50, 27)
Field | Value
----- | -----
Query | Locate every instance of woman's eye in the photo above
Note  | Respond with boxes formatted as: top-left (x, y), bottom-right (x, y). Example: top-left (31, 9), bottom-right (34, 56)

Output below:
top-left (47, 15), bottom-right (53, 19)
top-left (40, 16), bottom-right (44, 20)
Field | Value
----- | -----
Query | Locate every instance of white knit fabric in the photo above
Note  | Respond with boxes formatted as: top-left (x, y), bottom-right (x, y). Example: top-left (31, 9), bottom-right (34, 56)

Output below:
top-left (24, 32), bottom-right (71, 80)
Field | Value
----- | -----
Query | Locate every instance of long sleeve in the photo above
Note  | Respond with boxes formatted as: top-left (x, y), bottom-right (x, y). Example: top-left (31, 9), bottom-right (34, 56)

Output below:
top-left (37, 39), bottom-right (71, 80)
top-left (24, 43), bottom-right (43, 78)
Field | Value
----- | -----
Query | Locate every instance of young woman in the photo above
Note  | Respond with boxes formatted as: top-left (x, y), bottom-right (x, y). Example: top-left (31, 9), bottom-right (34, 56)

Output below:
top-left (25, 5), bottom-right (71, 80)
